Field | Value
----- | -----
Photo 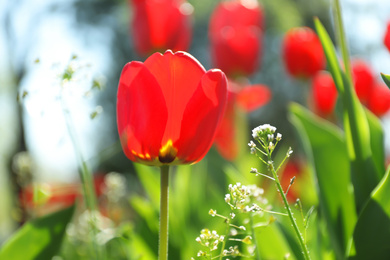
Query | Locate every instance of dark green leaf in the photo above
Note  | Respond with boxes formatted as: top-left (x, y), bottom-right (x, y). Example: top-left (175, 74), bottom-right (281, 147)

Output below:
top-left (0, 205), bottom-right (75, 260)
top-left (380, 73), bottom-right (390, 89)
top-left (349, 167), bottom-right (390, 260)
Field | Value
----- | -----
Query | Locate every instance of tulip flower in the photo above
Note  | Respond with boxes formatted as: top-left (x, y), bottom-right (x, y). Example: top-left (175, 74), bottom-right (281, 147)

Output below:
top-left (311, 71), bottom-right (338, 117)
top-left (130, 0), bottom-right (193, 56)
top-left (352, 59), bottom-right (374, 104)
top-left (282, 27), bottom-right (325, 79)
top-left (367, 82), bottom-right (390, 117)
top-left (117, 50), bottom-right (227, 259)
top-left (117, 50), bottom-right (228, 166)
top-left (214, 81), bottom-right (271, 161)
top-left (209, 0), bottom-right (264, 77)
top-left (384, 21), bottom-right (390, 52)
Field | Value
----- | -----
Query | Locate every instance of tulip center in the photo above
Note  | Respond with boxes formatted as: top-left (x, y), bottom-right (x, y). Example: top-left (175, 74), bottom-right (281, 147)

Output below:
top-left (159, 139), bottom-right (177, 164)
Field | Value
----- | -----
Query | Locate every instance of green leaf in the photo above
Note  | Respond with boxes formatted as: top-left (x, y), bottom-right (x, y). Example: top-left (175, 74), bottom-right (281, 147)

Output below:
top-left (349, 167), bottom-right (390, 259)
top-left (134, 164), bottom-right (160, 208)
top-left (365, 109), bottom-right (385, 177)
top-left (0, 205), bottom-right (74, 260)
top-left (313, 17), bottom-right (344, 94)
top-left (289, 103), bottom-right (356, 259)
top-left (380, 73), bottom-right (390, 89)
top-left (314, 17), bottom-right (381, 210)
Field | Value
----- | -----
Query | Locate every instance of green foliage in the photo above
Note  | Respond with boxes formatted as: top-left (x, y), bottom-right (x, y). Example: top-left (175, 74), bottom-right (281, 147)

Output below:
top-left (289, 103), bottom-right (356, 259)
top-left (0, 205), bottom-right (75, 260)
top-left (349, 167), bottom-right (390, 259)
top-left (381, 73), bottom-right (390, 89)
top-left (314, 17), bottom-right (382, 210)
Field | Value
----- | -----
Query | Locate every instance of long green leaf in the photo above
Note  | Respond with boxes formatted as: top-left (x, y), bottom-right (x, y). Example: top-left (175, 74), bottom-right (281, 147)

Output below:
top-left (348, 167), bottom-right (390, 259)
top-left (0, 205), bottom-right (74, 260)
top-left (289, 103), bottom-right (356, 259)
top-left (314, 17), bottom-right (381, 211)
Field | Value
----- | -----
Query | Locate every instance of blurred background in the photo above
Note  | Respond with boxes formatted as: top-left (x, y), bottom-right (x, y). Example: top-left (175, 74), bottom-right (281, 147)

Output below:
top-left (1, 0), bottom-right (390, 258)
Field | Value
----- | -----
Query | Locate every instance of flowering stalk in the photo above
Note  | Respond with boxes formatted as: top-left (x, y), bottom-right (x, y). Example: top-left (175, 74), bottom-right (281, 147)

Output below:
top-left (60, 61), bottom-right (102, 260)
top-left (159, 165), bottom-right (170, 260)
top-left (251, 124), bottom-right (310, 260)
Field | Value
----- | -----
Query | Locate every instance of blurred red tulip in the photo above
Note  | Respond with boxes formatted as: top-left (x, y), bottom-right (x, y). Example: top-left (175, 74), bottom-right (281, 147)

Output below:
top-left (130, 0), bottom-right (193, 56)
top-left (282, 27), bottom-right (325, 79)
top-left (236, 84), bottom-right (271, 112)
top-left (214, 81), bottom-right (271, 161)
top-left (351, 59), bottom-right (374, 104)
top-left (281, 161), bottom-right (302, 202)
top-left (367, 82), bottom-right (390, 117)
top-left (20, 175), bottom-right (106, 216)
top-left (117, 50), bottom-right (228, 166)
top-left (209, 0), bottom-right (264, 77)
top-left (311, 71), bottom-right (338, 117)
top-left (384, 21), bottom-right (390, 52)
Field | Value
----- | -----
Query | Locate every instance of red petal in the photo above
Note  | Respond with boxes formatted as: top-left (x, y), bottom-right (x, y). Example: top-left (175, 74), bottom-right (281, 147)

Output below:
top-left (117, 61), bottom-right (168, 164)
top-left (143, 50), bottom-right (206, 146)
top-left (176, 69), bottom-right (228, 163)
top-left (236, 84), bottom-right (271, 112)
top-left (214, 91), bottom-right (238, 161)
top-left (384, 21), bottom-right (390, 52)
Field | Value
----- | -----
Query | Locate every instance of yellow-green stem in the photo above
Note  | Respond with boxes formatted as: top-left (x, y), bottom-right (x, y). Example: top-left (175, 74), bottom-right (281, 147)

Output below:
top-left (159, 165), bottom-right (170, 260)
top-left (268, 154), bottom-right (310, 260)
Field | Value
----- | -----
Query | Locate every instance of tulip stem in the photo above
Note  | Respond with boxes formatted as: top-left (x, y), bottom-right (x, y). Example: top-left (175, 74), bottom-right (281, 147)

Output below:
top-left (159, 165), bottom-right (170, 260)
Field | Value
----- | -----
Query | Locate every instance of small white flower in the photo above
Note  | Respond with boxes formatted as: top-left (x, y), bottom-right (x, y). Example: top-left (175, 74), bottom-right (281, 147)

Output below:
top-left (248, 140), bottom-right (256, 148)
top-left (225, 194), bottom-right (231, 203)
top-left (276, 133), bottom-right (282, 141)
top-left (250, 147), bottom-right (256, 154)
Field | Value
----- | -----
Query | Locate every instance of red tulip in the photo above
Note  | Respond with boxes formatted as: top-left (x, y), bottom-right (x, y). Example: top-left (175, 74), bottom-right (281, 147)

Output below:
top-left (236, 84), bottom-right (271, 112)
top-left (130, 0), bottom-right (193, 56)
top-left (209, 0), bottom-right (264, 77)
top-left (367, 82), bottom-right (390, 117)
top-left (281, 161), bottom-right (302, 202)
top-left (311, 71), bottom-right (338, 116)
top-left (214, 80), bottom-right (271, 161)
top-left (384, 21), bottom-right (390, 52)
top-left (351, 59), bottom-right (374, 104)
top-left (282, 27), bottom-right (325, 79)
top-left (117, 50), bottom-right (228, 166)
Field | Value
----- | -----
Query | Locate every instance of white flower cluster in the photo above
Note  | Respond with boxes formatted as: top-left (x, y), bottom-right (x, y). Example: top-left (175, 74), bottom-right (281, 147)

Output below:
top-left (195, 228), bottom-right (225, 252)
top-left (226, 182), bottom-right (269, 215)
top-left (252, 124), bottom-right (276, 139)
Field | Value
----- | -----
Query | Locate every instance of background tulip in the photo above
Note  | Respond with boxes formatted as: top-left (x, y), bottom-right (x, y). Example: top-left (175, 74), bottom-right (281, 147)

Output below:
top-left (117, 50), bottom-right (228, 166)
top-left (130, 0), bottom-right (193, 56)
top-left (282, 27), bottom-right (325, 79)
top-left (209, 0), bottom-right (264, 78)
top-left (214, 81), bottom-right (271, 161)
top-left (367, 82), bottom-right (390, 117)
top-left (352, 59), bottom-right (375, 104)
top-left (311, 71), bottom-right (338, 117)
top-left (384, 21), bottom-right (390, 52)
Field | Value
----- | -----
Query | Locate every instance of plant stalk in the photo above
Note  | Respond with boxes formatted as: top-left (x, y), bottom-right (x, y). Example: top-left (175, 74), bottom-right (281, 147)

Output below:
top-left (268, 154), bottom-right (311, 260)
top-left (159, 165), bottom-right (170, 260)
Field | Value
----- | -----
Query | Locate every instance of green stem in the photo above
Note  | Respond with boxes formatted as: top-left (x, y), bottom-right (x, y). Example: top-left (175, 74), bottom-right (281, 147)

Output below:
top-left (218, 218), bottom-right (230, 260)
top-left (268, 155), bottom-right (310, 260)
top-left (159, 166), bottom-right (170, 260)
top-left (249, 213), bottom-right (261, 260)
top-left (333, 0), bottom-right (352, 84)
